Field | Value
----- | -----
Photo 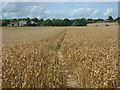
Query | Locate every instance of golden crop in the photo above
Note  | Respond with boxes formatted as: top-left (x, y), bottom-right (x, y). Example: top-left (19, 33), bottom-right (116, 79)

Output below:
top-left (2, 23), bottom-right (119, 88)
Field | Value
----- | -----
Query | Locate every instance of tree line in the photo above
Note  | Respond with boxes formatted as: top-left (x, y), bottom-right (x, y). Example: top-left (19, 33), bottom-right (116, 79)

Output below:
top-left (2, 18), bottom-right (87, 26)
top-left (1, 16), bottom-right (120, 26)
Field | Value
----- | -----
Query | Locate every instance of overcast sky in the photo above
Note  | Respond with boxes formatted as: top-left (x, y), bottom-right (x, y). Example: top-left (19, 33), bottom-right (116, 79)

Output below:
top-left (1, 2), bottom-right (118, 19)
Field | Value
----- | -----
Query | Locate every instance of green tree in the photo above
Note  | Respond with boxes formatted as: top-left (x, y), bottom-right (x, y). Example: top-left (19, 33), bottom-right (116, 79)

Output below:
top-left (117, 19), bottom-right (120, 25)
top-left (22, 18), bottom-right (27, 21)
top-left (72, 18), bottom-right (87, 26)
top-left (63, 18), bottom-right (72, 26)
top-left (87, 18), bottom-right (93, 23)
top-left (39, 19), bottom-right (44, 22)
top-left (2, 19), bottom-right (10, 26)
top-left (42, 19), bottom-right (52, 26)
top-left (9, 18), bottom-right (17, 23)
top-left (115, 17), bottom-right (120, 25)
top-left (108, 16), bottom-right (113, 21)
top-left (71, 19), bottom-right (75, 24)
top-left (51, 19), bottom-right (57, 26)
top-left (87, 18), bottom-right (93, 21)
top-left (115, 17), bottom-right (120, 22)
top-left (36, 22), bottom-right (41, 26)
top-left (26, 18), bottom-right (31, 26)
top-left (18, 18), bottom-right (26, 21)
top-left (31, 18), bottom-right (39, 23)
top-left (97, 18), bottom-right (104, 22)
top-left (52, 19), bottom-right (63, 26)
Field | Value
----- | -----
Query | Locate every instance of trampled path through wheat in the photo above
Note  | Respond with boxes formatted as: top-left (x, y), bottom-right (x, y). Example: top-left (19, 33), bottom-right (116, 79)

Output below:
top-left (57, 31), bottom-right (79, 88)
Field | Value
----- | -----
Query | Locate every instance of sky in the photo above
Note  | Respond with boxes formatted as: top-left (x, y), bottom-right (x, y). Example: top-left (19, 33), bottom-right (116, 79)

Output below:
top-left (1, 2), bottom-right (118, 19)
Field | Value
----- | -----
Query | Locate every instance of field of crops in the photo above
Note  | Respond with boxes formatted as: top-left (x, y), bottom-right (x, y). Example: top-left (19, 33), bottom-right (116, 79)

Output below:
top-left (2, 23), bottom-right (119, 88)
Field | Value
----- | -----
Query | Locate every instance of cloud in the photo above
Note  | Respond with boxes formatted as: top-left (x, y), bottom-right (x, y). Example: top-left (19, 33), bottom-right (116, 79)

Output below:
top-left (43, 8), bottom-right (93, 19)
top-left (3, 13), bottom-right (9, 17)
top-left (69, 8), bottom-right (92, 18)
top-left (70, 8), bottom-right (84, 16)
top-left (1, 2), bottom-right (117, 19)
top-left (44, 9), bottom-right (69, 18)
top-left (104, 8), bottom-right (113, 16)
top-left (91, 10), bottom-right (99, 17)
top-left (2, 2), bottom-right (48, 19)
top-left (30, 6), bottom-right (38, 13)
top-left (2, 2), bottom-right (8, 8)
top-left (37, 16), bottom-right (41, 18)
top-left (43, 8), bottom-right (102, 19)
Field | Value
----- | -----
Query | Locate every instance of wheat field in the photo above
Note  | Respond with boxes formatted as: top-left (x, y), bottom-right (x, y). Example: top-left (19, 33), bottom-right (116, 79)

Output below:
top-left (2, 23), bottom-right (119, 88)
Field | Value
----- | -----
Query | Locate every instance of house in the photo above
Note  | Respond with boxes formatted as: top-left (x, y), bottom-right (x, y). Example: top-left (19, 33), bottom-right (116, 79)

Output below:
top-left (87, 20), bottom-right (95, 23)
top-left (106, 20), bottom-right (110, 22)
top-left (7, 24), bottom-right (10, 26)
top-left (19, 21), bottom-right (27, 26)
top-left (91, 21), bottom-right (95, 23)
top-left (31, 21), bottom-right (36, 24)
top-left (10, 22), bottom-right (18, 26)
top-left (104, 20), bottom-right (106, 22)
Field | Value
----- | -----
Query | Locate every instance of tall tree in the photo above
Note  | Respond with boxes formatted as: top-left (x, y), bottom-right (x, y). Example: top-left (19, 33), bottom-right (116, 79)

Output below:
top-left (87, 18), bottom-right (93, 21)
top-left (52, 19), bottom-right (63, 26)
top-left (39, 19), bottom-right (44, 22)
top-left (72, 18), bottom-right (87, 26)
top-left (97, 18), bottom-right (104, 22)
top-left (63, 18), bottom-right (72, 26)
top-left (26, 18), bottom-right (31, 26)
top-left (108, 16), bottom-right (113, 21)
top-left (31, 18), bottom-right (39, 23)
top-left (42, 19), bottom-right (52, 26)
top-left (2, 19), bottom-right (10, 26)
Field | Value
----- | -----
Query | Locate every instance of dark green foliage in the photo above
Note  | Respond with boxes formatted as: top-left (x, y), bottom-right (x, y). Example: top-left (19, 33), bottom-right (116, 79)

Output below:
top-left (97, 18), bottom-right (104, 22)
top-left (52, 19), bottom-right (63, 26)
top-left (30, 23), bottom-right (37, 26)
top-left (71, 20), bottom-right (75, 24)
top-left (2, 19), bottom-right (10, 26)
top-left (42, 19), bottom-right (53, 26)
top-left (37, 22), bottom-right (42, 26)
top-left (116, 17), bottom-right (120, 21)
top-left (39, 19), bottom-right (44, 22)
top-left (52, 18), bottom-right (72, 26)
top-left (18, 18), bottom-right (27, 21)
top-left (116, 20), bottom-right (120, 25)
top-left (26, 18), bottom-right (31, 26)
top-left (116, 17), bottom-right (120, 25)
top-left (72, 18), bottom-right (87, 26)
top-left (63, 18), bottom-right (72, 26)
top-left (2, 16), bottom-right (116, 27)
top-left (10, 18), bottom-right (17, 22)
top-left (91, 18), bottom-right (104, 23)
top-left (87, 18), bottom-right (93, 23)
top-left (87, 18), bottom-right (93, 21)
top-left (108, 16), bottom-right (113, 21)
top-left (31, 18), bottom-right (39, 23)
top-left (106, 16), bottom-right (114, 22)
top-left (118, 20), bottom-right (120, 25)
